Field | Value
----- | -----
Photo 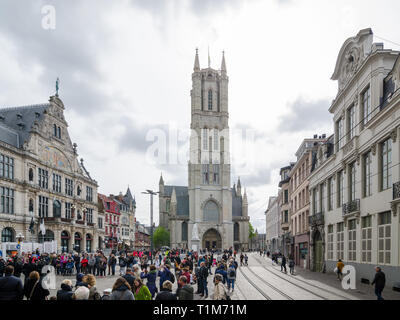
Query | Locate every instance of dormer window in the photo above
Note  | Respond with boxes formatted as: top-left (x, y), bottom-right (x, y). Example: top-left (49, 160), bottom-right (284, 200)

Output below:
top-left (58, 127), bottom-right (61, 139)
top-left (17, 113), bottom-right (22, 119)
top-left (54, 124), bottom-right (61, 138)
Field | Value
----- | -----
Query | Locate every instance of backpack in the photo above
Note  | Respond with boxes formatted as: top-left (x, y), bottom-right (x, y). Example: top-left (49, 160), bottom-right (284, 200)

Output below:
top-left (229, 269), bottom-right (235, 278)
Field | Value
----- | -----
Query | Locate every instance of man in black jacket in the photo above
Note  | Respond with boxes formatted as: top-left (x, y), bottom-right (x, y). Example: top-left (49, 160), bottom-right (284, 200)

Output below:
top-left (0, 265), bottom-right (24, 300)
top-left (371, 266), bottom-right (386, 300)
top-left (199, 262), bottom-right (209, 298)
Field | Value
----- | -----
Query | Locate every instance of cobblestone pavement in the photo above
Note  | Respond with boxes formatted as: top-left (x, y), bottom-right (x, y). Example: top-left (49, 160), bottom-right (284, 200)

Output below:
top-left (234, 253), bottom-right (400, 300)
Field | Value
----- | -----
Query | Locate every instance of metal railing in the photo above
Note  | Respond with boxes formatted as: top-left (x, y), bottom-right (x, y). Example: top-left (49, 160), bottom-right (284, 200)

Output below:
top-left (309, 212), bottom-right (324, 226)
top-left (342, 199), bottom-right (360, 216)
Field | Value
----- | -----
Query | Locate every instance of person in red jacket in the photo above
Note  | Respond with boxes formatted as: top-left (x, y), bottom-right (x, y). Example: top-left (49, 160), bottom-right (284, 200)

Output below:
top-left (81, 255), bottom-right (89, 274)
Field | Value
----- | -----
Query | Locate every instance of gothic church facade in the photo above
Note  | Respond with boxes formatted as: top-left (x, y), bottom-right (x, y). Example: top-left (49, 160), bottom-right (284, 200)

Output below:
top-left (159, 50), bottom-right (249, 251)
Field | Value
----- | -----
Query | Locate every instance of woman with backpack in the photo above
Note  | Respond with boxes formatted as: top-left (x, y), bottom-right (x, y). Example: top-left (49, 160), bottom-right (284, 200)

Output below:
top-left (227, 264), bottom-right (236, 292)
top-left (289, 257), bottom-right (295, 275)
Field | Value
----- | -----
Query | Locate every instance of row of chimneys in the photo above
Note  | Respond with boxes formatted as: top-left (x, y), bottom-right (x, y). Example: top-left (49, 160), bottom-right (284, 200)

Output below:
top-left (313, 134), bottom-right (326, 139)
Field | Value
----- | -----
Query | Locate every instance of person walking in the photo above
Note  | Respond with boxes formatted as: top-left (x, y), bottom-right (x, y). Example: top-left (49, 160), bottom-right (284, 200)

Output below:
top-left (227, 264), bottom-right (236, 292)
top-left (110, 277), bottom-right (135, 300)
top-left (176, 276), bottom-right (194, 300)
top-left (336, 259), bottom-right (344, 281)
top-left (281, 255), bottom-right (287, 273)
top-left (289, 257), bottom-right (295, 275)
top-left (371, 266), bottom-right (386, 300)
top-left (119, 254), bottom-right (127, 276)
top-left (141, 265), bottom-right (158, 298)
top-left (109, 254), bottom-right (117, 276)
top-left (199, 262), bottom-right (209, 298)
top-left (155, 280), bottom-right (177, 300)
top-left (133, 278), bottom-right (152, 300)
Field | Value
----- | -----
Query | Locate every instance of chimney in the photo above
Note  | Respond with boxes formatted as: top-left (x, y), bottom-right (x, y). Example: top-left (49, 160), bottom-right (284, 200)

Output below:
top-left (322, 134), bottom-right (326, 139)
top-left (313, 134), bottom-right (317, 139)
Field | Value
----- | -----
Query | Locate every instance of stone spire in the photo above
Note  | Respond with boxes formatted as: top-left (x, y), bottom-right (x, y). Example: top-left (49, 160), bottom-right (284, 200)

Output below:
top-left (221, 51), bottom-right (226, 73)
top-left (159, 173), bottom-right (164, 195)
top-left (159, 173), bottom-right (164, 185)
top-left (237, 177), bottom-right (241, 196)
top-left (243, 188), bottom-right (248, 217)
top-left (171, 187), bottom-right (177, 203)
top-left (194, 48), bottom-right (200, 71)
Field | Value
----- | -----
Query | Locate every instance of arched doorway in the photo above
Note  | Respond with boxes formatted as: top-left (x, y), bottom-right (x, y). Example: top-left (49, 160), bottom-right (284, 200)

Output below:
top-left (61, 231), bottom-right (70, 253)
top-left (74, 232), bottom-right (82, 252)
top-left (1, 227), bottom-right (15, 242)
top-left (202, 229), bottom-right (222, 250)
top-left (86, 234), bottom-right (92, 253)
top-left (313, 230), bottom-right (323, 272)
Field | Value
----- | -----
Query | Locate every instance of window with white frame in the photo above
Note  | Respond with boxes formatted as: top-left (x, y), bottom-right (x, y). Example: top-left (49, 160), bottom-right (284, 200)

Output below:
top-left (347, 105), bottom-right (355, 141)
top-left (38, 168), bottom-right (48, 189)
top-left (378, 211), bottom-right (391, 264)
top-left (363, 151), bottom-right (372, 197)
top-left (65, 202), bottom-right (72, 219)
top-left (0, 187), bottom-right (14, 214)
top-left (337, 222), bottom-right (344, 260)
top-left (361, 216), bottom-right (372, 263)
top-left (362, 86), bottom-right (371, 126)
top-left (349, 162), bottom-right (356, 201)
top-left (65, 178), bottom-right (73, 196)
top-left (0, 154), bottom-right (14, 180)
top-left (53, 173), bottom-right (62, 193)
top-left (328, 177), bottom-right (334, 211)
top-left (381, 138), bottom-right (392, 191)
top-left (336, 117), bottom-right (344, 150)
top-left (38, 196), bottom-right (49, 218)
top-left (319, 183), bottom-right (324, 213)
top-left (327, 225), bottom-right (334, 260)
top-left (348, 219), bottom-right (357, 262)
top-left (86, 208), bottom-right (93, 224)
top-left (337, 170), bottom-right (344, 207)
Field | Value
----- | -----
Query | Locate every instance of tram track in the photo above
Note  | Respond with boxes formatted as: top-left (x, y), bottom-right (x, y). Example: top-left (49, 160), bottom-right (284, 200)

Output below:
top-left (237, 266), bottom-right (272, 300)
top-left (245, 266), bottom-right (294, 300)
top-left (253, 255), bottom-right (352, 300)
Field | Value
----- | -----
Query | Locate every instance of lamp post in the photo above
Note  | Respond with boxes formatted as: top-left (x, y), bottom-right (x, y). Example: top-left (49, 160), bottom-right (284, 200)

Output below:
top-left (142, 189), bottom-right (158, 264)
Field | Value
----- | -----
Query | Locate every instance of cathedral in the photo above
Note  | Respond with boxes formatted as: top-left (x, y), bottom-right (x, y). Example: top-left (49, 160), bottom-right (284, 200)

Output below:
top-left (158, 50), bottom-right (250, 251)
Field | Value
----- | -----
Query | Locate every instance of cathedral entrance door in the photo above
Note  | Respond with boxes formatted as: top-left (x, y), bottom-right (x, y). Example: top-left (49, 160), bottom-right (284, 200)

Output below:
top-left (202, 229), bottom-right (222, 250)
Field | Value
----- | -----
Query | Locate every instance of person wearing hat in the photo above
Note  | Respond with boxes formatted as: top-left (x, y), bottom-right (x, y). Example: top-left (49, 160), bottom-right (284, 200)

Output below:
top-left (371, 266), bottom-right (386, 300)
top-left (101, 288), bottom-right (112, 300)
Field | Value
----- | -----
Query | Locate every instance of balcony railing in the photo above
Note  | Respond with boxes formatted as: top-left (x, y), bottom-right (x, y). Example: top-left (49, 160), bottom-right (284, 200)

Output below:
top-left (393, 181), bottom-right (400, 200)
top-left (342, 199), bottom-right (360, 217)
top-left (309, 212), bottom-right (324, 227)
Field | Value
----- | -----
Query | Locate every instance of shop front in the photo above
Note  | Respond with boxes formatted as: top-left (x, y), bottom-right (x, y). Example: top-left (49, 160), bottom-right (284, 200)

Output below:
top-left (294, 233), bottom-right (309, 269)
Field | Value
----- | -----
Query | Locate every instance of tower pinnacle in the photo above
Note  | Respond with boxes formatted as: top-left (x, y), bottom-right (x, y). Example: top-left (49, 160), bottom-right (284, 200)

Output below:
top-left (221, 51), bottom-right (226, 73)
top-left (194, 48), bottom-right (200, 71)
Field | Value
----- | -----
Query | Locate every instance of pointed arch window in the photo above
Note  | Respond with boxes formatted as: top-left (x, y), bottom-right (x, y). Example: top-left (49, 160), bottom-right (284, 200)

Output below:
top-left (208, 90), bottom-right (213, 110)
top-left (203, 201), bottom-right (219, 222)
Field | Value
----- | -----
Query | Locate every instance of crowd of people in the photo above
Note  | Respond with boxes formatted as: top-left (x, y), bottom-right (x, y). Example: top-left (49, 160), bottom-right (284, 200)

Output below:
top-left (0, 247), bottom-right (243, 301)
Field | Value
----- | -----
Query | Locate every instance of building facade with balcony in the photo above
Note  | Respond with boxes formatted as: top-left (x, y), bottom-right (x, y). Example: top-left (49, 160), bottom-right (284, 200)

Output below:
top-left (98, 193), bottom-right (120, 250)
top-left (265, 196), bottom-right (282, 253)
top-left (279, 164), bottom-right (295, 256)
top-left (309, 28), bottom-right (400, 286)
top-left (289, 136), bottom-right (325, 269)
top-left (0, 95), bottom-right (99, 253)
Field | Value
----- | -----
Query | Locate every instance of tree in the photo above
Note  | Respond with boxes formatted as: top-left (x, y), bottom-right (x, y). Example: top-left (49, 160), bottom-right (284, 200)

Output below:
top-left (152, 226), bottom-right (170, 249)
top-left (249, 222), bottom-right (257, 250)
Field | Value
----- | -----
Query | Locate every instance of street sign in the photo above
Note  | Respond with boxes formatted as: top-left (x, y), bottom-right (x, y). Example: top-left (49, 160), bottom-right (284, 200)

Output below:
top-left (16, 244), bottom-right (21, 250)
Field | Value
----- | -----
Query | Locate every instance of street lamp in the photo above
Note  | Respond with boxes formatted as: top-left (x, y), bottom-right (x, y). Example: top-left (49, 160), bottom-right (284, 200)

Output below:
top-left (142, 189), bottom-right (159, 265)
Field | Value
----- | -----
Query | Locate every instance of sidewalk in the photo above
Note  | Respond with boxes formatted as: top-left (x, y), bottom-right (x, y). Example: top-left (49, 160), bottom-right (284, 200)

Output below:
top-left (255, 254), bottom-right (400, 300)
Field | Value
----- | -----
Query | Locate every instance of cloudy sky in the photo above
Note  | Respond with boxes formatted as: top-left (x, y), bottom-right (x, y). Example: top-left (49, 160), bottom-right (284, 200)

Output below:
top-left (1, 0), bottom-right (400, 233)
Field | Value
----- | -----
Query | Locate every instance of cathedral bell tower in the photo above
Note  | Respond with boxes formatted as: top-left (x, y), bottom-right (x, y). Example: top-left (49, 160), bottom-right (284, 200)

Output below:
top-left (188, 49), bottom-right (233, 250)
